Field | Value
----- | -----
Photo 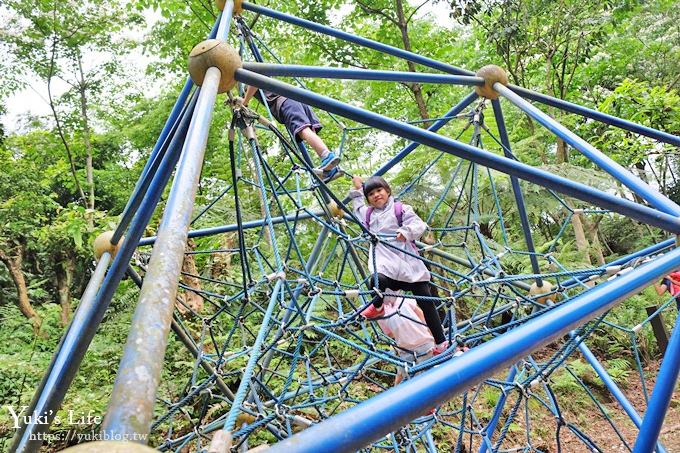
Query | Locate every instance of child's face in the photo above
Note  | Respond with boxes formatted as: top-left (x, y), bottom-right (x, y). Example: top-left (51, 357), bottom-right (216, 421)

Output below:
top-left (367, 187), bottom-right (389, 208)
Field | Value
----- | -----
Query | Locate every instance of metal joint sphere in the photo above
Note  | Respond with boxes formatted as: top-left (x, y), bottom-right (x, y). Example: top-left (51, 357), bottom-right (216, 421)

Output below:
top-left (475, 65), bottom-right (508, 100)
top-left (188, 40), bottom-right (242, 93)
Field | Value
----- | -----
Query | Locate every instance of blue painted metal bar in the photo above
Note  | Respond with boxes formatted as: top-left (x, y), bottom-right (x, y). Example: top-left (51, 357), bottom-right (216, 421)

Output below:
top-left (265, 245), bottom-right (680, 453)
top-left (496, 84), bottom-right (680, 216)
top-left (241, 62), bottom-right (484, 85)
top-left (375, 92), bottom-right (478, 177)
top-left (479, 365), bottom-right (518, 453)
top-left (491, 99), bottom-right (542, 284)
top-left (102, 60), bottom-right (227, 439)
top-left (242, 3), bottom-right (471, 76)
top-left (110, 15), bottom-right (223, 245)
top-left (8, 252), bottom-right (114, 451)
top-left (9, 89), bottom-right (200, 453)
top-left (513, 87), bottom-right (680, 148)
top-left (139, 210), bottom-right (323, 246)
top-left (633, 320), bottom-right (680, 453)
top-left (577, 339), bottom-right (666, 453)
top-left (234, 69), bottom-right (680, 234)
top-left (241, 3), bottom-right (680, 147)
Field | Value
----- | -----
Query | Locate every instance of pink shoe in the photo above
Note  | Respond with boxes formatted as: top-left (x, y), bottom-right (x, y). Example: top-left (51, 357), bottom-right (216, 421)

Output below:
top-left (422, 407), bottom-right (436, 417)
top-left (361, 304), bottom-right (384, 319)
top-left (432, 341), bottom-right (450, 355)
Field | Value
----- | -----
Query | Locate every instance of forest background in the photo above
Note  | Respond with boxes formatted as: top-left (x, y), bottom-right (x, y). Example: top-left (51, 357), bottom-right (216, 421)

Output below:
top-left (0, 0), bottom-right (679, 450)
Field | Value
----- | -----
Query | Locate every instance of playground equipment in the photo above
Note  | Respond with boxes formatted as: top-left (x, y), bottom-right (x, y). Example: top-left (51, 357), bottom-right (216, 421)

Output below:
top-left (10, 1), bottom-right (680, 452)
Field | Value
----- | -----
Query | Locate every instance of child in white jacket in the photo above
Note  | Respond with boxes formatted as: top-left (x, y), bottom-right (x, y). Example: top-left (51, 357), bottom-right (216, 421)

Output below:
top-left (377, 292), bottom-right (435, 384)
top-left (349, 176), bottom-right (448, 354)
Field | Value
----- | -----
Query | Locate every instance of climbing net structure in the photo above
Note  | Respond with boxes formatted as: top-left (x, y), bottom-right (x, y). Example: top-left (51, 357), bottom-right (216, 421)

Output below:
top-left (11, 2), bottom-right (680, 453)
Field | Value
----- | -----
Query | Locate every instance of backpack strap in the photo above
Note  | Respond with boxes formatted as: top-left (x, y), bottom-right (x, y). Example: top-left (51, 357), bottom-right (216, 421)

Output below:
top-left (364, 206), bottom-right (374, 228)
top-left (366, 202), bottom-right (403, 228)
top-left (394, 201), bottom-right (404, 227)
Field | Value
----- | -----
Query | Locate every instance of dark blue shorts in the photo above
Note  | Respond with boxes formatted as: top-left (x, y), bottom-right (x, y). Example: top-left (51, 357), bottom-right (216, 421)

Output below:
top-left (278, 99), bottom-right (322, 142)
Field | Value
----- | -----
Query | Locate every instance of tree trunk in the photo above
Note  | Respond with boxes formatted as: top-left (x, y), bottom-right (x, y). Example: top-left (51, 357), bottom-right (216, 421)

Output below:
top-left (556, 138), bottom-right (569, 164)
top-left (178, 239), bottom-right (204, 314)
top-left (395, 0), bottom-right (430, 123)
top-left (210, 234), bottom-right (235, 278)
top-left (584, 217), bottom-right (605, 266)
top-left (46, 38), bottom-right (87, 206)
top-left (563, 200), bottom-right (591, 265)
top-left (77, 53), bottom-right (95, 213)
top-left (55, 253), bottom-right (75, 326)
top-left (0, 245), bottom-right (41, 331)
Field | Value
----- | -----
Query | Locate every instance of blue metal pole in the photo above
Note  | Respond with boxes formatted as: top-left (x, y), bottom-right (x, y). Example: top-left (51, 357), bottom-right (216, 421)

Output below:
top-left (513, 87), bottom-right (680, 148)
top-left (111, 17), bottom-right (223, 245)
top-left (265, 246), bottom-right (680, 453)
top-left (102, 56), bottom-right (227, 439)
top-left (234, 69), bottom-right (680, 234)
top-left (8, 252), bottom-right (114, 451)
top-left (633, 321), bottom-right (680, 453)
top-left (495, 84), bottom-right (680, 216)
top-left (375, 92), bottom-right (478, 177)
top-left (242, 3), bottom-right (471, 76)
top-left (9, 89), bottom-right (200, 453)
top-left (491, 99), bottom-right (542, 283)
top-left (241, 3), bottom-right (680, 147)
top-left (576, 340), bottom-right (666, 453)
top-left (241, 62), bottom-right (484, 85)
top-left (479, 365), bottom-right (518, 453)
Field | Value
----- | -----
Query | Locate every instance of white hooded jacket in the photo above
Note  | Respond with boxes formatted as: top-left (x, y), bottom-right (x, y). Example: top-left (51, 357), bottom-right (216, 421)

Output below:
top-left (349, 189), bottom-right (430, 283)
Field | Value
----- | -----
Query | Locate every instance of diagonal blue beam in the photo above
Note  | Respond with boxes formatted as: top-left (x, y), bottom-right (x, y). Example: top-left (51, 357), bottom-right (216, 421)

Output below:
top-left (241, 62), bottom-right (484, 85)
top-left (242, 2), bottom-right (680, 147)
top-left (374, 92), bottom-right (478, 177)
top-left (234, 69), bottom-right (680, 234)
top-left (496, 84), bottom-right (680, 216)
top-left (633, 320), bottom-right (680, 453)
top-left (265, 245), bottom-right (680, 453)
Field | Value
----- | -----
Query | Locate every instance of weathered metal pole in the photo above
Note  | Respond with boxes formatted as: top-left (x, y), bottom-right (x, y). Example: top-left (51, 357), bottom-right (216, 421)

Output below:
top-left (101, 5), bottom-right (236, 441)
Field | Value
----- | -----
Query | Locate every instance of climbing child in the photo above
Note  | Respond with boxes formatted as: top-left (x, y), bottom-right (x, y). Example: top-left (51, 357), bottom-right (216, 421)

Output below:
top-left (654, 271), bottom-right (680, 310)
top-left (376, 291), bottom-right (435, 385)
top-left (349, 175), bottom-right (448, 354)
top-left (240, 86), bottom-right (341, 181)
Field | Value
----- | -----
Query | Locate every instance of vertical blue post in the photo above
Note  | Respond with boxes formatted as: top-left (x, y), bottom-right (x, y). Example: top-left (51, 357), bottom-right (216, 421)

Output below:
top-left (491, 99), bottom-right (542, 283)
top-left (633, 321), bottom-right (680, 453)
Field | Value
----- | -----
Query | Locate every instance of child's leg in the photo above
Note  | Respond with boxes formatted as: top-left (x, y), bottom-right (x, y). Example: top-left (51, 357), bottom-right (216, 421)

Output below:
top-left (408, 281), bottom-right (446, 345)
top-left (370, 273), bottom-right (392, 308)
top-left (298, 126), bottom-right (329, 157)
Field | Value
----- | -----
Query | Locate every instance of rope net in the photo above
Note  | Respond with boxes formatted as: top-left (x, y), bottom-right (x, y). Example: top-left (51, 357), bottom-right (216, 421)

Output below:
top-left (124, 15), bottom-right (679, 453)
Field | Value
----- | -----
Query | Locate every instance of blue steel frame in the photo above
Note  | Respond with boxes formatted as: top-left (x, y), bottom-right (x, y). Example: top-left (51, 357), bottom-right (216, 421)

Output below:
top-left (102, 4), bottom-right (235, 439)
top-left (242, 2), bottom-right (680, 148)
top-left (235, 69), bottom-right (680, 234)
top-left (20, 1), bottom-right (680, 452)
top-left (266, 246), bottom-right (680, 452)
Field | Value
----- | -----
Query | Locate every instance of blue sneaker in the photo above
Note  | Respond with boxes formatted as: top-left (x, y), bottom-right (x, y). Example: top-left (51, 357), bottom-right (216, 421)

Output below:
top-left (318, 151), bottom-right (340, 172)
top-left (321, 167), bottom-right (343, 183)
